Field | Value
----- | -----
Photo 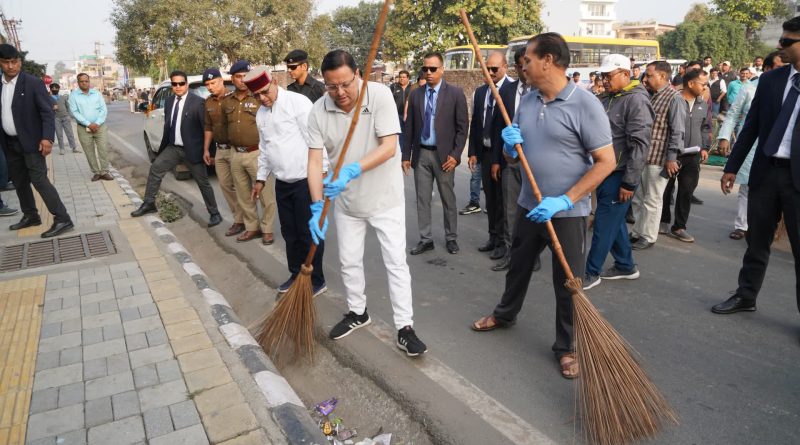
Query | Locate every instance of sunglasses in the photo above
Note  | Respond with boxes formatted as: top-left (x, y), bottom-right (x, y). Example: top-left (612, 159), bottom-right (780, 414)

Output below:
top-left (487, 67), bottom-right (501, 74)
top-left (171, 81), bottom-right (187, 87)
top-left (287, 64), bottom-right (302, 71)
top-left (421, 66), bottom-right (439, 73)
top-left (779, 37), bottom-right (800, 48)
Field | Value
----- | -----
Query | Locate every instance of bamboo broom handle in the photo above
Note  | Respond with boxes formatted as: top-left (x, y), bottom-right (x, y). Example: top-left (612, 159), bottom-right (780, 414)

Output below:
top-left (303, 0), bottom-right (394, 266)
top-left (459, 10), bottom-right (574, 281)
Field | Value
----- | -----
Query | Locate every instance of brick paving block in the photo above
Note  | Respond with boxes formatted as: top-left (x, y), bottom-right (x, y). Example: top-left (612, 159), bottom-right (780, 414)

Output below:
top-left (82, 357), bottom-right (107, 381)
top-left (183, 365), bottom-right (233, 394)
top-left (142, 406), bottom-right (174, 439)
top-left (39, 332), bottom-right (82, 354)
top-left (80, 303), bottom-right (100, 317)
top-left (155, 359), bottom-right (181, 383)
top-left (170, 333), bottom-right (212, 357)
top-left (82, 327), bottom-right (103, 346)
top-left (27, 438), bottom-right (56, 445)
top-left (61, 294), bottom-right (81, 309)
top-left (26, 403), bottom-right (85, 442)
top-left (83, 338), bottom-right (126, 361)
top-left (160, 308), bottom-right (199, 325)
top-left (149, 424), bottom-right (208, 445)
top-left (58, 381), bottom-right (85, 408)
top-left (112, 390), bottom-right (141, 420)
top-left (80, 283), bottom-right (97, 294)
top-left (82, 312), bottom-right (121, 330)
top-left (131, 282), bottom-right (149, 295)
top-left (43, 306), bottom-right (81, 324)
top-left (129, 343), bottom-right (174, 369)
top-left (177, 348), bottom-right (222, 374)
top-left (155, 297), bottom-right (189, 313)
top-left (125, 333), bottom-right (148, 351)
top-left (106, 353), bottom-right (131, 375)
top-left (193, 381), bottom-right (245, 414)
top-left (116, 294), bottom-right (153, 310)
top-left (112, 270), bottom-right (127, 280)
top-left (165, 319), bottom-right (205, 342)
top-left (132, 365), bottom-right (158, 389)
top-left (85, 370), bottom-right (134, 400)
top-left (217, 428), bottom-right (268, 445)
top-left (42, 299), bottom-right (62, 313)
top-left (168, 400), bottom-right (201, 430)
top-left (33, 363), bottom-right (83, 391)
top-left (60, 346), bottom-right (83, 366)
top-left (45, 287), bottom-right (80, 301)
top-left (61, 317), bottom-right (82, 334)
top-left (36, 350), bottom-right (61, 372)
top-left (103, 323), bottom-right (124, 341)
top-left (96, 281), bottom-right (114, 293)
top-left (138, 303), bottom-right (158, 318)
top-left (30, 387), bottom-right (59, 414)
top-left (202, 403), bottom-right (259, 444)
top-left (145, 328), bottom-right (168, 347)
top-left (87, 415), bottom-right (145, 445)
top-left (40, 322), bottom-right (61, 339)
top-left (123, 315), bottom-right (162, 336)
top-left (80, 290), bottom-right (115, 305)
top-left (120, 307), bottom-right (140, 322)
top-left (98, 299), bottom-right (118, 314)
top-left (138, 379), bottom-right (188, 412)
top-left (56, 428), bottom-right (87, 445)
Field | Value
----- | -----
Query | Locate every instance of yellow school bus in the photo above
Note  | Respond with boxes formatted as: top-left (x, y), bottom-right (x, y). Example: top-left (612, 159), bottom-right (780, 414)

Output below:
top-left (505, 35), bottom-right (660, 73)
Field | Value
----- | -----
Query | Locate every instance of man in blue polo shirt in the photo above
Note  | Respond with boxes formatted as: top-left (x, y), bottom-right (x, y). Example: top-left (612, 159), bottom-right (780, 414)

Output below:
top-left (471, 33), bottom-right (616, 379)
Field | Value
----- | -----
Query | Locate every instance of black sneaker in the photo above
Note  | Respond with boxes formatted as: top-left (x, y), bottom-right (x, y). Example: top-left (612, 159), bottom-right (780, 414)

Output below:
top-left (459, 202), bottom-right (482, 215)
top-left (277, 277), bottom-right (294, 293)
top-left (397, 326), bottom-right (427, 356)
top-left (601, 265), bottom-right (640, 280)
top-left (329, 310), bottom-right (371, 340)
top-left (583, 274), bottom-right (601, 290)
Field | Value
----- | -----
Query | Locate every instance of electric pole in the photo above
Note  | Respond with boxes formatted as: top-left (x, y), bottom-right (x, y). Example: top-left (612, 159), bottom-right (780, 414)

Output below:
top-left (0, 7), bottom-right (22, 50)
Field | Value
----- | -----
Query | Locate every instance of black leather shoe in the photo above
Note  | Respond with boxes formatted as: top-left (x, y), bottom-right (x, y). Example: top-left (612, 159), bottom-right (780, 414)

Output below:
top-left (478, 240), bottom-right (495, 252)
top-left (691, 195), bottom-right (704, 205)
top-left (131, 202), bottom-right (157, 217)
top-left (10, 215), bottom-right (42, 230)
top-left (533, 255), bottom-right (542, 272)
top-left (208, 213), bottom-right (222, 228)
top-left (631, 239), bottom-right (654, 250)
top-left (410, 241), bottom-right (434, 255)
top-left (41, 220), bottom-right (74, 238)
top-left (490, 244), bottom-right (507, 260)
top-left (711, 296), bottom-right (756, 314)
top-left (446, 240), bottom-right (459, 254)
top-left (492, 254), bottom-right (510, 271)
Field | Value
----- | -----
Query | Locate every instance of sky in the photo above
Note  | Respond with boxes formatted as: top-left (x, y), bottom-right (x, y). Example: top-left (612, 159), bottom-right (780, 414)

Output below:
top-left (4, 0), bottom-right (703, 75)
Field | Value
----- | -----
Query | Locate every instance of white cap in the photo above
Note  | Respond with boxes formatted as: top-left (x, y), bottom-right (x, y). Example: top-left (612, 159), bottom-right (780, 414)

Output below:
top-left (748, 67), bottom-right (758, 76)
top-left (722, 60), bottom-right (731, 66)
top-left (599, 54), bottom-right (631, 73)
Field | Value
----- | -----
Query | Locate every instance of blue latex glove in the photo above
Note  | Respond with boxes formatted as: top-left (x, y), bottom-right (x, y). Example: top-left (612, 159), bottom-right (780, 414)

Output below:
top-left (526, 195), bottom-right (574, 223)
top-left (323, 162), bottom-right (362, 199)
top-left (308, 200), bottom-right (328, 245)
top-left (501, 123), bottom-right (522, 159)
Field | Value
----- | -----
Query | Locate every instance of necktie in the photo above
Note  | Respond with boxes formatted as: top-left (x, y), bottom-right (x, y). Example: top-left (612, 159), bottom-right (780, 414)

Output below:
top-left (422, 88), bottom-right (434, 141)
top-left (763, 73), bottom-right (799, 156)
top-left (169, 95), bottom-right (182, 146)
top-left (482, 92), bottom-right (494, 143)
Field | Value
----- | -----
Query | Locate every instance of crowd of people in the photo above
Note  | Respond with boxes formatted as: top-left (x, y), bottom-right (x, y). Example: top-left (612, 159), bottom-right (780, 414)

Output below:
top-left (3, 15), bottom-right (800, 377)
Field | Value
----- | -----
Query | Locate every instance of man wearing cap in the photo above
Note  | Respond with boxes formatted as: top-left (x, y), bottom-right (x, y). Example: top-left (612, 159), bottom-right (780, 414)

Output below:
top-left (285, 50), bottom-right (326, 104)
top-left (49, 83), bottom-right (79, 155)
top-left (223, 60), bottom-right (276, 244)
top-left (0, 43), bottom-right (73, 237)
top-left (202, 68), bottom-right (244, 237)
top-left (131, 70), bottom-right (222, 228)
top-left (583, 54), bottom-right (654, 290)
top-left (69, 72), bottom-right (112, 181)
top-left (245, 66), bottom-right (327, 296)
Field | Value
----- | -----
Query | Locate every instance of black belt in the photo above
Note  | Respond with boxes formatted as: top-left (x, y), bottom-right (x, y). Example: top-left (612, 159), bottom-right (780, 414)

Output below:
top-left (420, 144), bottom-right (437, 151)
top-left (770, 157), bottom-right (791, 167)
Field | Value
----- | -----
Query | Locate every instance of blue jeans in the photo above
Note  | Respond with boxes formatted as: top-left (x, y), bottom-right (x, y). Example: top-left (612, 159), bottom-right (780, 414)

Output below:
top-left (586, 171), bottom-right (636, 276)
top-left (469, 164), bottom-right (482, 204)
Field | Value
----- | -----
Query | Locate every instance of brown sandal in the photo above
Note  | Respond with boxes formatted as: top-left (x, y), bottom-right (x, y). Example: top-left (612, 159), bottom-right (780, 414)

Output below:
top-left (559, 353), bottom-right (579, 379)
top-left (729, 229), bottom-right (746, 240)
top-left (471, 315), bottom-right (513, 332)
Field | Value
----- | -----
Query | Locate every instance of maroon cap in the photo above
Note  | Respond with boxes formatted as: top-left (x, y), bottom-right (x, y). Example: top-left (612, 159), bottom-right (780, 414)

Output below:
top-left (244, 65), bottom-right (271, 92)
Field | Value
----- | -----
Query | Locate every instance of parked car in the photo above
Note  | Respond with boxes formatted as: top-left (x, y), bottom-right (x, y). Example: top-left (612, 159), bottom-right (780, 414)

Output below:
top-left (143, 75), bottom-right (234, 179)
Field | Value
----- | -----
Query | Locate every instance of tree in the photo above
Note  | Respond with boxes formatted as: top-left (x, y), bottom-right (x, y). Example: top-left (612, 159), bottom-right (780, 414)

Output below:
top-left (305, 14), bottom-right (333, 70)
top-left (659, 16), bottom-right (752, 68)
top-left (53, 61), bottom-right (67, 80)
top-left (712, 0), bottom-right (790, 40)
top-left (683, 3), bottom-right (710, 24)
top-left (385, 0), bottom-right (543, 65)
top-left (327, 2), bottom-right (383, 69)
top-left (21, 51), bottom-right (46, 78)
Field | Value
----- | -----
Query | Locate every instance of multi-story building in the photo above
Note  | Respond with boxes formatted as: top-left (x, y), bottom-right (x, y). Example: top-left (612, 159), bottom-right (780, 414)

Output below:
top-left (579, 0), bottom-right (617, 37)
top-left (615, 21), bottom-right (676, 40)
top-left (73, 55), bottom-right (125, 90)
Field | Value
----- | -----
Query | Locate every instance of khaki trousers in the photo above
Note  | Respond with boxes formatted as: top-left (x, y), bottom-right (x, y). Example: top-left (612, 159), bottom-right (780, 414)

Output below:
top-left (76, 124), bottom-right (109, 174)
top-left (631, 165), bottom-right (669, 243)
top-left (214, 148), bottom-right (242, 224)
top-left (232, 150), bottom-right (275, 232)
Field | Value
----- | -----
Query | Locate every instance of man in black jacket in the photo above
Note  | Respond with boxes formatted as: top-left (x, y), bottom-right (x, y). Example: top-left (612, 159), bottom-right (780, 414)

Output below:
top-left (0, 43), bottom-right (73, 237)
top-left (131, 70), bottom-right (221, 227)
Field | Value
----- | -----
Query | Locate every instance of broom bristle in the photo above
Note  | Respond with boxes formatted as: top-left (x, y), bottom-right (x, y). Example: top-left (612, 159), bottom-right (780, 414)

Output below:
top-left (565, 278), bottom-right (678, 445)
top-left (255, 265), bottom-right (317, 363)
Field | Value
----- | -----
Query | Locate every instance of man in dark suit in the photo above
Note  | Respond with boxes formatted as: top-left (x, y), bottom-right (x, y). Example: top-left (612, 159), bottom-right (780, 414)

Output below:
top-left (402, 52), bottom-right (468, 255)
top-left (469, 51), bottom-right (510, 263)
top-left (131, 70), bottom-right (222, 227)
top-left (0, 44), bottom-right (73, 238)
top-left (713, 16), bottom-right (800, 315)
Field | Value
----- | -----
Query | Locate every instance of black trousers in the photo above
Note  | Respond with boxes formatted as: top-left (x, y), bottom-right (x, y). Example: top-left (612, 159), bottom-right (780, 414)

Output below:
top-left (480, 147), bottom-right (504, 245)
top-left (493, 208), bottom-right (587, 358)
top-left (735, 162), bottom-right (800, 311)
top-left (661, 152), bottom-right (700, 230)
top-left (3, 136), bottom-right (70, 223)
top-left (144, 145), bottom-right (218, 215)
top-left (276, 179), bottom-right (325, 287)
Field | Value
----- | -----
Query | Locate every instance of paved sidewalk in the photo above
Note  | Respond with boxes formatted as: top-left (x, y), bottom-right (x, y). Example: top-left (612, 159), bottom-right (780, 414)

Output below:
top-left (0, 150), bottom-right (305, 445)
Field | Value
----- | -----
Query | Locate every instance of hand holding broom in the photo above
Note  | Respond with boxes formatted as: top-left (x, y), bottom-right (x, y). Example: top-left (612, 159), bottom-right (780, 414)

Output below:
top-left (459, 10), bottom-right (677, 445)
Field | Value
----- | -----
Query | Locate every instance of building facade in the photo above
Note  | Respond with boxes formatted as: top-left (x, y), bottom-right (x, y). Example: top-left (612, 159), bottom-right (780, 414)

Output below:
top-left (579, 0), bottom-right (618, 37)
top-left (615, 21), bottom-right (676, 40)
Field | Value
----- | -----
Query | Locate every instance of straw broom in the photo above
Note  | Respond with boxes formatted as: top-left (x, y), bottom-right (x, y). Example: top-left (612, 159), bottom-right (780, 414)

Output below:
top-left (458, 11), bottom-right (678, 445)
top-left (255, 0), bottom-right (393, 362)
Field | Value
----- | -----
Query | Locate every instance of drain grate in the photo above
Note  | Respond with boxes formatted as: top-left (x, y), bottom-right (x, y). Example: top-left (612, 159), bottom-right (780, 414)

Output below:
top-left (1, 231), bottom-right (116, 272)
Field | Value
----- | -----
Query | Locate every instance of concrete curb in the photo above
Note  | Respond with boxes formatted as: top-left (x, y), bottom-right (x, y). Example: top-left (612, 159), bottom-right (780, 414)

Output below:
top-left (110, 168), bottom-right (326, 445)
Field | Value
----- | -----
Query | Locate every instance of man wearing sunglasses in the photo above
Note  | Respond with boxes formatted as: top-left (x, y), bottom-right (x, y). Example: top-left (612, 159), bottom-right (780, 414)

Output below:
top-left (403, 52), bottom-right (469, 255)
top-left (713, 16), bottom-right (800, 317)
top-left (131, 70), bottom-right (222, 228)
top-left (285, 49), bottom-right (326, 104)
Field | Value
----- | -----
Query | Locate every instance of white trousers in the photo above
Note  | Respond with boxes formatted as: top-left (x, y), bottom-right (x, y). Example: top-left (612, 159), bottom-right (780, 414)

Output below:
top-left (735, 184), bottom-right (749, 231)
top-left (631, 165), bottom-right (669, 243)
top-left (334, 203), bottom-right (414, 329)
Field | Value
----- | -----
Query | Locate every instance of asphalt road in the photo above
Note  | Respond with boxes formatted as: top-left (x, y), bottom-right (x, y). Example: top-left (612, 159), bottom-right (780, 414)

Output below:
top-left (104, 101), bottom-right (799, 445)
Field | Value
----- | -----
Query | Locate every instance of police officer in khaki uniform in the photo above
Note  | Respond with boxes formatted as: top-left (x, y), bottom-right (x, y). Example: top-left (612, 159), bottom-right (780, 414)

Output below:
top-left (285, 50), bottom-right (326, 104)
top-left (223, 60), bottom-right (276, 244)
top-left (202, 68), bottom-right (244, 237)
